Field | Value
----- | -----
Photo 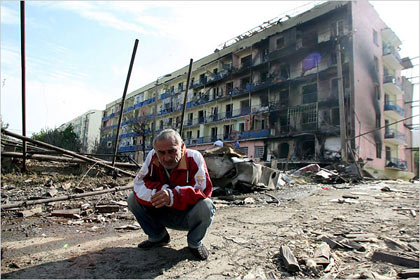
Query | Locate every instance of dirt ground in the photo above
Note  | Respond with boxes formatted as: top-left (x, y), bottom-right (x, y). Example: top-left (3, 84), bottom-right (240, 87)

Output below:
top-left (1, 164), bottom-right (419, 279)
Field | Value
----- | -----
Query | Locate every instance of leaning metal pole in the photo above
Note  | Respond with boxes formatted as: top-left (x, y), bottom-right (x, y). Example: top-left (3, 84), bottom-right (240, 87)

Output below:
top-left (2, 129), bottom-right (136, 177)
top-left (20, 1), bottom-right (27, 172)
top-left (112, 39), bottom-right (139, 167)
top-left (179, 58), bottom-right (194, 136)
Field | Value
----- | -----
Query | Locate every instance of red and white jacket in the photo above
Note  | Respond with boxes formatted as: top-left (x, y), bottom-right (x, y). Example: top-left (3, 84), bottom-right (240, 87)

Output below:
top-left (133, 147), bottom-right (213, 210)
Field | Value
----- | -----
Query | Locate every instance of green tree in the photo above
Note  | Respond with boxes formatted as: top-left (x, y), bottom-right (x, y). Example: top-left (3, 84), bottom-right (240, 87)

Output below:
top-left (32, 124), bottom-right (82, 152)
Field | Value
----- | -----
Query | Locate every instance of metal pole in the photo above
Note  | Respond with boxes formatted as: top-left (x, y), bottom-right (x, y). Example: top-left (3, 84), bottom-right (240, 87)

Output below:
top-left (336, 41), bottom-right (348, 162)
top-left (20, 1), bottom-right (27, 172)
top-left (2, 129), bottom-right (136, 177)
top-left (112, 39), bottom-right (139, 167)
top-left (179, 59), bottom-right (194, 136)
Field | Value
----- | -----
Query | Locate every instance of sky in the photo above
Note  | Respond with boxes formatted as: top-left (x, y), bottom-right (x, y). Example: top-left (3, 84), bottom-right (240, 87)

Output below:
top-left (1, 0), bottom-right (419, 137)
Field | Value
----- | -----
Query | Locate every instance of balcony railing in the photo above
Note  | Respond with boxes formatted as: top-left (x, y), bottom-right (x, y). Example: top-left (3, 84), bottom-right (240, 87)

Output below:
top-left (383, 75), bottom-right (403, 89)
top-left (384, 101), bottom-right (405, 117)
top-left (382, 45), bottom-right (402, 64)
top-left (385, 128), bottom-right (406, 142)
top-left (184, 130), bottom-right (270, 146)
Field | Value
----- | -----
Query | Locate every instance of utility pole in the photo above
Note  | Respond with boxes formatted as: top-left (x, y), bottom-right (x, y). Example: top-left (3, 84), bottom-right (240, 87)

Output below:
top-left (336, 40), bottom-right (348, 162)
top-left (20, 1), bottom-right (27, 172)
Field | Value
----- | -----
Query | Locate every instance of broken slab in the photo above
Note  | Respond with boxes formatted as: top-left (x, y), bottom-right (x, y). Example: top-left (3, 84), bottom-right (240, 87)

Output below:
top-left (398, 269), bottom-right (420, 279)
top-left (17, 207), bottom-right (43, 217)
top-left (51, 209), bottom-right (81, 219)
top-left (95, 205), bottom-right (121, 213)
top-left (279, 245), bottom-right (300, 273)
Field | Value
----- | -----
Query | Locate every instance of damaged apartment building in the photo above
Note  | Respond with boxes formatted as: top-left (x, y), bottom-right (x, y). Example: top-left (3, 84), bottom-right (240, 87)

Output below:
top-left (99, 0), bottom-right (415, 179)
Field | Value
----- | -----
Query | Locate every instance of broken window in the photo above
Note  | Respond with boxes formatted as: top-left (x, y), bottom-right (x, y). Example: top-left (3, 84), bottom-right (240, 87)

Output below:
top-left (178, 82), bottom-right (184, 92)
top-left (260, 95), bottom-right (268, 107)
top-left (330, 52), bottom-right (337, 65)
top-left (385, 146), bottom-right (390, 161)
top-left (197, 130), bottom-right (200, 138)
top-left (187, 113), bottom-right (193, 125)
top-left (224, 125), bottom-right (232, 140)
top-left (199, 73), bottom-right (207, 84)
top-left (240, 100), bottom-right (250, 115)
top-left (261, 71), bottom-right (268, 83)
top-left (241, 76), bottom-right (250, 88)
top-left (280, 89), bottom-right (289, 107)
top-left (279, 143), bottom-right (289, 158)
top-left (276, 37), bottom-right (285, 49)
top-left (302, 31), bottom-right (317, 47)
top-left (280, 64), bottom-right (290, 80)
top-left (373, 29), bottom-right (378, 46)
top-left (241, 55), bottom-right (252, 68)
top-left (213, 68), bottom-right (218, 75)
top-left (375, 84), bottom-right (380, 100)
top-left (187, 131), bottom-right (192, 139)
top-left (332, 108), bottom-right (340, 126)
top-left (302, 83), bottom-right (317, 104)
top-left (239, 123), bottom-right (245, 132)
top-left (226, 104), bottom-right (233, 118)
top-left (226, 82), bottom-right (233, 95)
top-left (331, 78), bottom-right (339, 97)
top-left (211, 127), bottom-right (218, 142)
top-left (198, 110), bottom-right (205, 124)
top-left (376, 142), bottom-right (382, 158)
top-left (374, 56), bottom-right (379, 74)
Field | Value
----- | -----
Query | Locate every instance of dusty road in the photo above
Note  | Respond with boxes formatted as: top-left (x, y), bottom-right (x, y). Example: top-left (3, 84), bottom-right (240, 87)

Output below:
top-left (1, 180), bottom-right (419, 279)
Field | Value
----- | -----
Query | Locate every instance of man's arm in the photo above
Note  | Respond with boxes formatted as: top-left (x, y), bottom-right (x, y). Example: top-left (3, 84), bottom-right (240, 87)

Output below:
top-left (133, 150), bottom-right (169, 206)
top-left (169, 150), bottom-right (213, 210)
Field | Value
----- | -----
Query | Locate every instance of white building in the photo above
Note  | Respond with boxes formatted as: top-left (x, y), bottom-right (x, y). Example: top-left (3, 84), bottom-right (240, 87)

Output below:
top-left (60, 109), bottom-right (103, 153)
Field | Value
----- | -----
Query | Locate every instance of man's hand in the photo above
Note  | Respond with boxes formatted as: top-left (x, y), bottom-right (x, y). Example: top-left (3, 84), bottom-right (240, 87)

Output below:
top-left (151, 190), bottom-right (170, 208)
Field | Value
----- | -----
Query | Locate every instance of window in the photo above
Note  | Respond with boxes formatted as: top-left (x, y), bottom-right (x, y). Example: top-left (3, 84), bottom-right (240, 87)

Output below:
top-left (226, 82), bottom-right (233, 94)
top-left (276, 37), bottom-right (285, 49)
top-left (302, 83), bottom-right (318, 104)
top-left (375, 84), bottom-right (380, 100)
top-left (332, 108), bottom-right (340, 126)
top-left (239, 123), bottom-right (245, 132)
top-left (187, 131), bottom-right (192, 139)
top-left (385, 146), bottom-right (391, 161)
top-left (213, 68), bottom-right (218, 74)
top-left (255, 146), bottom-right (265, 158)
top-left (261, 71), bottom-right (268, 82)
top-left (331, 78), bottom-right (339, 97)
top-left (178, 82), bottom-right (183, 91)
top-left (241, 76), bottom-right (250, 88)
top-left (197, 130), bottom-right (200, 138)
top-left (239, 147), bottom-right (248, 156)
top-left (374, 56), bottom-right (379, 73)
top-left (241, 55), bottom-right (252, 68)
top-left (376, 113), bottom-right (381, 128)
top-left (331, 21), bottom-right (344, 37)
top-left (280, 64), bottom-right (290, 79)
top-left (373, 29), bottom-right (378, 46)
top-left (376, 142), bottom-right (382, 158)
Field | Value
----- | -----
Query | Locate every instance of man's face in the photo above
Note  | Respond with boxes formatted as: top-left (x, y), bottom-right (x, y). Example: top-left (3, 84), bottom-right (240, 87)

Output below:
top-left (154, 137), bottom-right (182, 169)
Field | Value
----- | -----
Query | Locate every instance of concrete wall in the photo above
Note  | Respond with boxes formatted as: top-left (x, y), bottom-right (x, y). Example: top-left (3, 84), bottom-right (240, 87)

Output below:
top-left (351, 0), bottom-right (387, 167)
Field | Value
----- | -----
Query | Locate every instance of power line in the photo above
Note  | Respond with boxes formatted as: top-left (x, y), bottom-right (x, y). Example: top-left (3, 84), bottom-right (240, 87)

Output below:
top-left (349, 114), bottom-right (419, 141)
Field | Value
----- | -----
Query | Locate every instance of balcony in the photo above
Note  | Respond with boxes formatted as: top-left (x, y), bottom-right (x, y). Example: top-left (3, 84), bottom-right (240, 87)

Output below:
top-left (385, 158), bottom-right (407, 171)
top-left (385, 128), bottom-right (406, 145)
top-left (384, 101), bottom-right (405, 120)
top-left (183, 130), bottom-right (271, 147)
top-left (383, 75), bottom-right (403, 96)
top-left (382, 45), bottom-right (403, 70)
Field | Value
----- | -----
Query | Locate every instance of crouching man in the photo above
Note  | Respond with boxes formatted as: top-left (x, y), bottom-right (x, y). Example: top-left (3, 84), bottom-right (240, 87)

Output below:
top-left (127, 129), bottom-right (216, 260)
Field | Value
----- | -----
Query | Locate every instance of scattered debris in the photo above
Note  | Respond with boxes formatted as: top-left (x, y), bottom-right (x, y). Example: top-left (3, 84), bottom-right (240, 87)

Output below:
top-left (279, 245), bottom-right (300, 273)
top-left (372, 250), bottom-right (419, 268)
